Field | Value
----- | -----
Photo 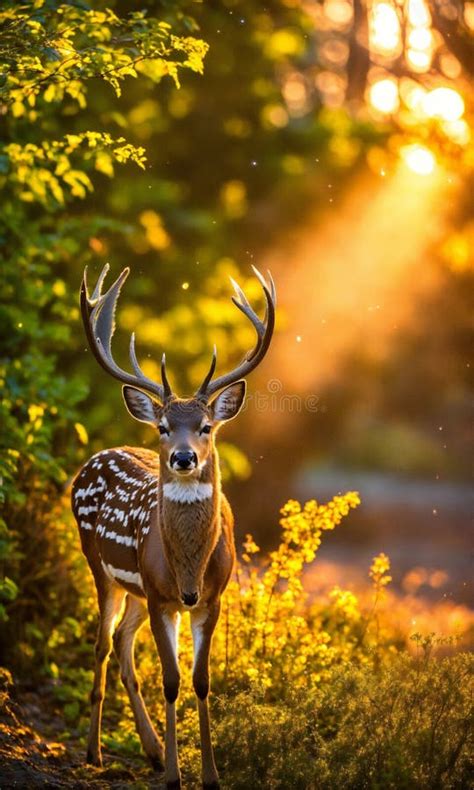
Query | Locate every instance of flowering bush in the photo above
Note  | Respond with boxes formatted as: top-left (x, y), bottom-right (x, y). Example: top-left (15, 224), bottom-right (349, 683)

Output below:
top-left (212, 493), bottom-right (363, 691)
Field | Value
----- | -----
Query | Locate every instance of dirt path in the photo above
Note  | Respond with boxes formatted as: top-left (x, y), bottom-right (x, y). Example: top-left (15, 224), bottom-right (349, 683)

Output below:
top-left (0, 681), bottom-right (164, 789)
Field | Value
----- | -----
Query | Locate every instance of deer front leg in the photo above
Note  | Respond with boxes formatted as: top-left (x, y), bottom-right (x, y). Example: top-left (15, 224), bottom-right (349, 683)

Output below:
top-left (191, 602), bottom-right (221, 790)
top-left (148, 602), bottom-right (181, 789)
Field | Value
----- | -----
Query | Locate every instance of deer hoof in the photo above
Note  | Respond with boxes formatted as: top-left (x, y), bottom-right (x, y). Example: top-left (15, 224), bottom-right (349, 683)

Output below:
top-left (86, 750), bottom-right (102, 768)
top-left (150, 755), bottom-right (165, 773)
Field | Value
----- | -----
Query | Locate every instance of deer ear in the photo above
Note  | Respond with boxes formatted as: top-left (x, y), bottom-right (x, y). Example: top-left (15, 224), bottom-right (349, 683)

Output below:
top-left (211, 380), bottom-right (246, 422)
top-left (122, 386), bottom-right (159, 424)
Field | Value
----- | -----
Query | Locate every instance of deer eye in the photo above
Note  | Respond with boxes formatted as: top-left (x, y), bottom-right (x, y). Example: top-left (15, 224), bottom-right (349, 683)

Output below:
top-left (200, 425), bottom-right (212, 435)
top-left (158, 425), bottom-right (170, 436)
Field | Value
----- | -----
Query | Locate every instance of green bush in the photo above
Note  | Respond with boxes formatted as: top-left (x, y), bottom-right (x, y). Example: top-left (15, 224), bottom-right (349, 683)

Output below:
top-left (214, 651), bottom-right (473, 789)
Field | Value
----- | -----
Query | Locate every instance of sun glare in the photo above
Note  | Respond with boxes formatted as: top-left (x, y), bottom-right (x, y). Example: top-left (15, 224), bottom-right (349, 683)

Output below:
top-left (408, 27), bottom-right (432, 50)
top-left (443, 120), bottom-right (470, 146)
top-left (423, 87), bottom-right (465, 122)
top-left (407, 0), bottom-right (431, 27)
top-left (406, 48), bottom-right (432, 72)
top-left (401, 144), bottom-right (436, 175)
top-left (321, 1), bottom-right (469, 154)
top-left (369, 78), bottom-right (399, 114)
top-left (369, 2), bottom-right (401, 55)
top-left (406, 0), bottom-right (433, 72)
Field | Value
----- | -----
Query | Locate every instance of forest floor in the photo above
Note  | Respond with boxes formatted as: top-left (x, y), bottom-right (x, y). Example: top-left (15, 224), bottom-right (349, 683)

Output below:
top-left (0, 681), bottom-right (164, 789)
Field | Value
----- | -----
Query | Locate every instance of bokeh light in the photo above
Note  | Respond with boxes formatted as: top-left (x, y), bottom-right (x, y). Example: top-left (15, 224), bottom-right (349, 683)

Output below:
top-left (369, 2), bottom-right (402, 56)
top-left (407, 0), bottom-right (431, 28)
top-left (324, 0), bottom-right (353, 27)
top-left (406, 48), bottom-right (432, 72)
top-left (401, 144), bottom-right (436, 175)
top-left (369, 78), bottom-right (399, 114)
top-left (408, 27), bottom-right (432, 50)
top-left (423, 87), bottom-right (465, 122)
top-left (442, 120), bottom-right (470, 146)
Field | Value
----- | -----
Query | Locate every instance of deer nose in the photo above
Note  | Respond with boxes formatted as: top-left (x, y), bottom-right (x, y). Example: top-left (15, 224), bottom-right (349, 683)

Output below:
top-left (171, 450), bottom-right (197, 469)
top-left (182, 591), bottom-right (199, 607)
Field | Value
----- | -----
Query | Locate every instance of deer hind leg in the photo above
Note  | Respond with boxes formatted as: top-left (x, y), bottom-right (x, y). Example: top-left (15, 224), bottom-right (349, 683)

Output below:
top-left (191, 603), bottom-right (221, 790)
top-left (87, 581), bottom-right (126, 767)
top-left (113, 594), bottom-right (165, 771)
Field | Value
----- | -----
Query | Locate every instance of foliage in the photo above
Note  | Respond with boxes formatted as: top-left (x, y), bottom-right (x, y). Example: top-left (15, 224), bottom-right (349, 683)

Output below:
top-left (0, 2), bottom-right (207, 110)
top-left (217, 493), bottom-right (363, 689)
top-left (213, 651), bottom-right (473, 790)
top-left (4, 133), bottom-right (147, 207)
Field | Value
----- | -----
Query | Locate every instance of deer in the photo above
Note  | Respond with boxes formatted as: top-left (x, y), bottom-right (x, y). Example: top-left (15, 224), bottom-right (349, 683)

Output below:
top-left (71, 263), bottom-right (276, 789)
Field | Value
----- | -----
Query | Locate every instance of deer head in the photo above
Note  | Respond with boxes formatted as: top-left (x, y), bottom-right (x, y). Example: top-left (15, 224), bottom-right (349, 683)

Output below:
top-left (80, 264), bottom-right (276, 479)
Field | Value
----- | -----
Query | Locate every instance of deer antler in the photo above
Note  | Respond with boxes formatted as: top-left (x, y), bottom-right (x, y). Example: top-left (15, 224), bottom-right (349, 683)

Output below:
top-left (195, 265), bottom-right (276, 400)
top-left (80, 264), bottom-right (173, 403)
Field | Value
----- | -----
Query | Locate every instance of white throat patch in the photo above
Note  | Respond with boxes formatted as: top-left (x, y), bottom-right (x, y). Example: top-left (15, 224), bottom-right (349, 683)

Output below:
top-left (162, 481), bottom-right (213, 504)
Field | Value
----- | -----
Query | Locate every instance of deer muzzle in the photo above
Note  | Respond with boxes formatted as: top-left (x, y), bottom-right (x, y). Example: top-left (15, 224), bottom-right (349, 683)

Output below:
top-left (181, 591), bottom-right (199, 608)
top-left (170, 450), bottom-right (198, 473)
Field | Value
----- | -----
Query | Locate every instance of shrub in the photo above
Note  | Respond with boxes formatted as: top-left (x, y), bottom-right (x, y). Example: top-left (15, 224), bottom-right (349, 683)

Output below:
top-left (214, 651), bottom-right (473, 789)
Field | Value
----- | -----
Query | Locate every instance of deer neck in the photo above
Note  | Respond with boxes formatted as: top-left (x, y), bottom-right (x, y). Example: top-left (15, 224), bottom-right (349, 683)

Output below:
top-left (158, 447), bottom-right (221, 598)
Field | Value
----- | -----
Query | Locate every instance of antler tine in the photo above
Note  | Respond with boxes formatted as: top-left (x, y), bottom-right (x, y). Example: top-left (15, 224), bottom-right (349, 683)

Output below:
top-left (90, 267), bottom-right (130, 358)
top-left (80, 265), bottom-right (169, 402)
top-left (230, 295), bottom-right (265, 361)
top-left (91, 262), bottom-right (110, 302)
top-left (267, 269), bottom-right (277, 307)
top-left (250, 264), bottom-right (268, 291)
top-left (80, 269), bottom-right (109, 369)
top-left (128, 332), bottom-right (170, 399)
top-left (195, 345), bottom-right (217, 399)
top-left (230, 271), bottom-right (267, 360)
top-left (251, 265), bottom-right (277, 330)
top-left (129, 332), bottom-right (142, 377)
top-left (229, 276), bottom-right (251, 309)
top-left (161, 353), bottom-right (173, 400)
top-left (194, 267), bottom-right (276, 400)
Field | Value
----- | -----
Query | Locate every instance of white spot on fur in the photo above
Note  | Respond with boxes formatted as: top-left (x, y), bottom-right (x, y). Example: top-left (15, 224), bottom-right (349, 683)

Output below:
top-left (163, 481), bottom-right (213, 504)
top-left (115, 470), bottom-right (144, 486)
top-left (77, 505), bottom-right (97, 516)
top-left (74, 482), bottom-right (99, 500)
top-left (102, 562), bottom-right (144, 591)
top-left (104, 530), bottom-right (137, 549)
top-left (116, 487), bottom-right (130, 503)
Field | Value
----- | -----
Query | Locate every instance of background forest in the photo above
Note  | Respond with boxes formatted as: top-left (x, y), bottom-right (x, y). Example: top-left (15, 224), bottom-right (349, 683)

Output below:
top-left (0, 1), bottom-right (473, 788)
